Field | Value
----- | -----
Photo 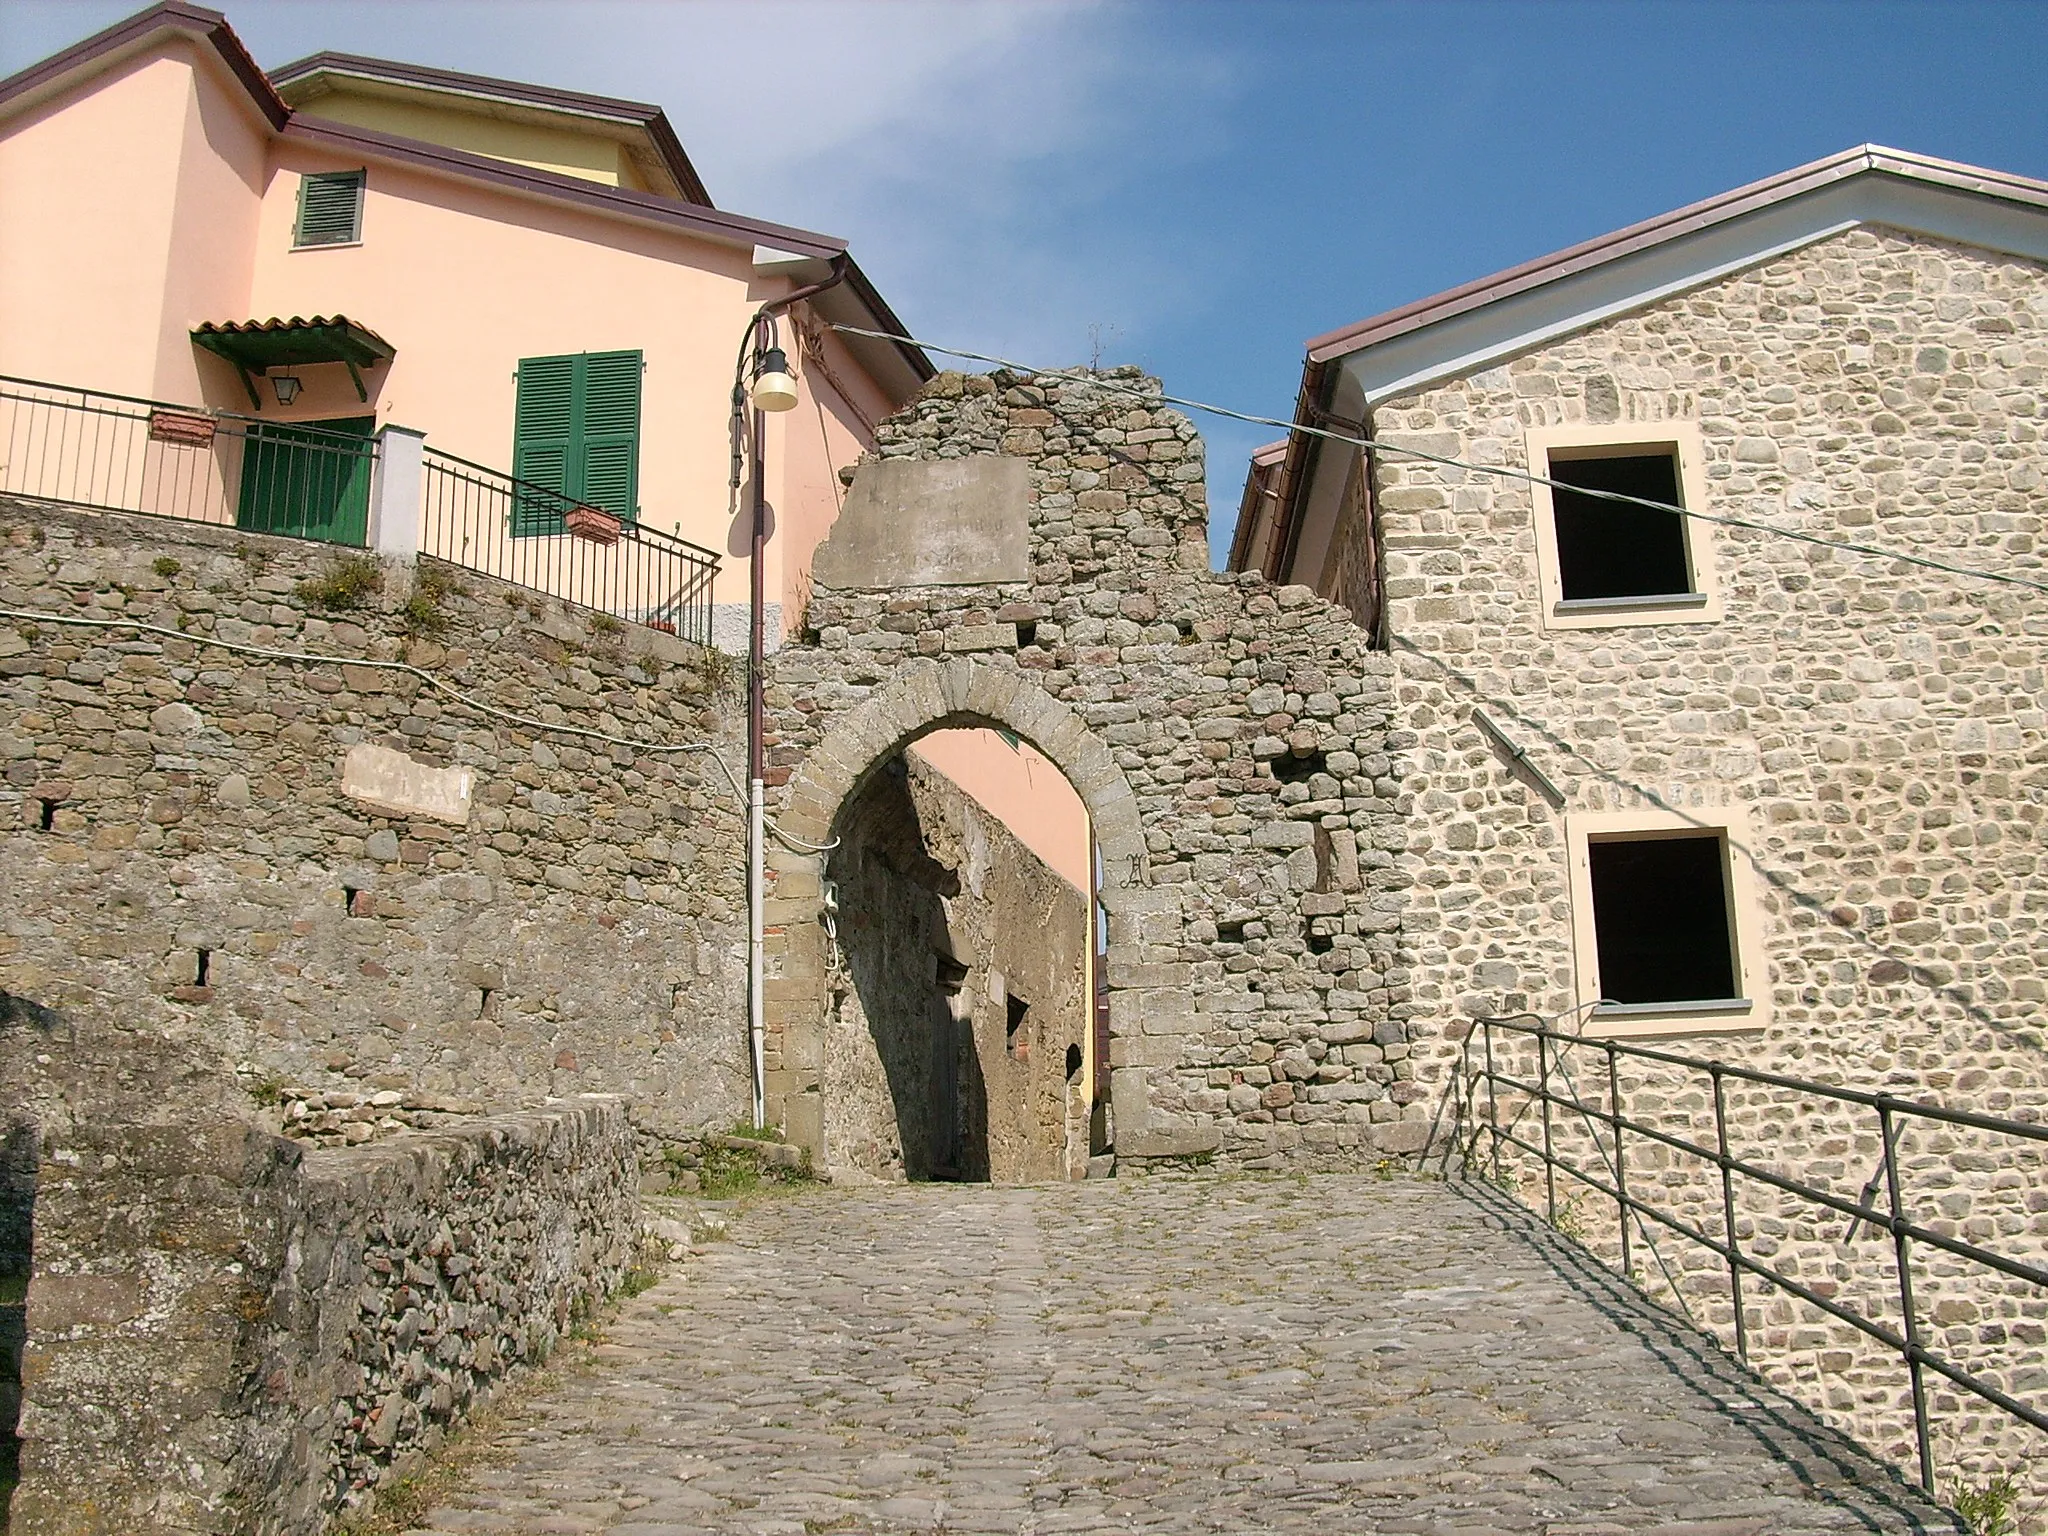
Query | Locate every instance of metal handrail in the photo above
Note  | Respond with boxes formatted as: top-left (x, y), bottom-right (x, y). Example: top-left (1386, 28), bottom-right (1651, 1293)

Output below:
top-left (419, 448), bottom-right (720, 646)
top-left (0, 375), bottom-right (377, 544)
top-left (1456, 1013), bottom-right (2048, 1497)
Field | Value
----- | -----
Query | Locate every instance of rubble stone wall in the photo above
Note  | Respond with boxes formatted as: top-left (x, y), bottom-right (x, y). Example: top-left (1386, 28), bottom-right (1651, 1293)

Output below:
top-left (826, 748), bottom-right (1090, 1183)
top-left (10, 1098), bottom-right (635, 1536)
top-left (0, 499), bottom-right (750, 1142)
top-left (1366, 225), bottom-right (2048, 1511)
top-left (765, 369), bottom-right (1428, 1170)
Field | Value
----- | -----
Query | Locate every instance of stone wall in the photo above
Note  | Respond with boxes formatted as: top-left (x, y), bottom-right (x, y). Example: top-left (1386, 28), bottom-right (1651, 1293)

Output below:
top-left (1365, 225), bottom-right (2048, 1513)
top-left (765, 369), bottom-right (1430, 1171)
top-left (826, 747), bottom-right (1089, 1183)
top-left (10, 1098), bottom-right (636, 1536)
top-left (0, 499), bottom-right (750, 1140)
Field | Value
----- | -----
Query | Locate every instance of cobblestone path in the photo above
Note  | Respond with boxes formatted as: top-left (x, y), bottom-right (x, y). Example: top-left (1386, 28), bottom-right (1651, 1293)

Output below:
top-left (411, 1176), bottom-right (1955, 1536)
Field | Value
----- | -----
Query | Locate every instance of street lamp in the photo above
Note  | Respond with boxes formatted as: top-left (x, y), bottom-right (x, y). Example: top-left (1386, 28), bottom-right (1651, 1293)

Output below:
top-left (271, 372), bottom-right (302, 406)
top-left (751, 347), bottom-right (798, 413)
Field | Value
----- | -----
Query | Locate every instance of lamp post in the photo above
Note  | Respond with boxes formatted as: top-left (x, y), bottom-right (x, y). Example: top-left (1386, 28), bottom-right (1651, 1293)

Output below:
top-left (735, 256), bottom-right (848, 1131)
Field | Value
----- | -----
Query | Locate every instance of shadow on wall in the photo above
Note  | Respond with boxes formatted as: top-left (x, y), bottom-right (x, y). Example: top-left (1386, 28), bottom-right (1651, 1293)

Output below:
top-left (830, 758), bottom-right (986, 1181)
top-left (0, 1119), bottom-right (34, 1515)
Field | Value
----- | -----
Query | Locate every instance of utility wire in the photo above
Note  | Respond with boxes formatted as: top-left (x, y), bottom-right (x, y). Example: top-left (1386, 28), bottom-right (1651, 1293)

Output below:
top-left (0, 604), bottom-right (837, 852)
top-left (827, 322), bottom-right (2048, 600)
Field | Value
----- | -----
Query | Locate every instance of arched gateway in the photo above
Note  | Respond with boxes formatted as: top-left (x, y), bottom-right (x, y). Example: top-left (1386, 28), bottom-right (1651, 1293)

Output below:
top-left (760, 368), bottom-right (1423, 1174)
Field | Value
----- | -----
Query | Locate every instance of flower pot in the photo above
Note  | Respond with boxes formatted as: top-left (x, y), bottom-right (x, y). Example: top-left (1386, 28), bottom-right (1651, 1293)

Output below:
top-left (564, 506), bottom-right (621, 545)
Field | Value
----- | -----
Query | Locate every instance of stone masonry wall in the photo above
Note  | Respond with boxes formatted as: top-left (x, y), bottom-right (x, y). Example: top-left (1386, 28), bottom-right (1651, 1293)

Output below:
top-left (1369, 226), bottom-right (2048, 1511)
top-left (10, 1098), bottom-right (636, 1535)
top-left (826, 747), bottom-right (1090, 1184)
top-left (766, 369), bottom-right (1429, 1171)
top-left (0, 499), bottom-right (750, 1141)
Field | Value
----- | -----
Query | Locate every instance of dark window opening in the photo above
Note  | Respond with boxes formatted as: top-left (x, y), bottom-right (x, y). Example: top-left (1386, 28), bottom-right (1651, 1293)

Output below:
top-left (342, 884), bottom-right (359, 912)
top-left (1549, 450), bottom-right (1692, 602)
top-left (1006, 994), bottom-right (1029, 1058)
top-left (1306, 923), bottom-right (1335, 955)
top-left (1587, 834), bottom-right (1738, 1005)
top-left (477, 987), bottom-right (495, 1020)
top-left (194, 948), bottom-right (212, 987)
top-left (1065, 1043), bottom-right (1083, 1081)
top-left (35, 799), bottom-right (56, 832)
top-left (934, 954), bottom-right (968, 992)
top-left (1016, 621), bottom-right (1038, 649)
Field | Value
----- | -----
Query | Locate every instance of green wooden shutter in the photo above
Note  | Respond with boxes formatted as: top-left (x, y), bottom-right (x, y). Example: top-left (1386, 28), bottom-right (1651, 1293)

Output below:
top-left (512, 355), bottom-right (576, 536)
top-left (578, 350), bottom-right (642, 523)
top-left (510, 351), bottom-right (641, 535)
top-left (294, 171), bottom-right (365, 247)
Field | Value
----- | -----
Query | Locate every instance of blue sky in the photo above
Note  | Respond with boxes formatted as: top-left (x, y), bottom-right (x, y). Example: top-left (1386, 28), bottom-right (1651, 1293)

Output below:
top-left (8, 1), bottom-right (2048, 561)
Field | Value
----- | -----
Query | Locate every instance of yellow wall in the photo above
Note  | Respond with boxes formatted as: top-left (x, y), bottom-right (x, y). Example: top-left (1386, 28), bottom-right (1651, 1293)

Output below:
top-left (290, 87), bottom-right (638, 189)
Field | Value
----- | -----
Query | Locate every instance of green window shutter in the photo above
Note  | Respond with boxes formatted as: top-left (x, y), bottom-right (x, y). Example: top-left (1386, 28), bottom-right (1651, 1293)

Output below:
top-left (294, 171), bottom-right (365, 247)
top-left (510, 350), bottom-right (641, 535)
top-left (512, 355), bottom-right (576, 536)
top-left (578, 350), bottom-right (642, 522)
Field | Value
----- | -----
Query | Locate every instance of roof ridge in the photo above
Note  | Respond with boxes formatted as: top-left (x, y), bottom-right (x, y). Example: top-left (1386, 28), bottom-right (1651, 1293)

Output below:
top-left (1305, 144), bottom-right (2048, 364)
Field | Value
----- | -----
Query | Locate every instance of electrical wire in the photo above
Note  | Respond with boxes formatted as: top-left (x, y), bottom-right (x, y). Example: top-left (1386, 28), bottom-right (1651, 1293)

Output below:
top-left (0, 603), bottom-right (839, 852)
top-left (826, 322), bottom-right (2048, 600)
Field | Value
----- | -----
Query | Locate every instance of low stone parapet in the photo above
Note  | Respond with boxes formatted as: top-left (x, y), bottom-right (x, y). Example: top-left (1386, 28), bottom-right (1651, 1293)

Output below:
top-left (11, 1096), bottom-right (637, 1534)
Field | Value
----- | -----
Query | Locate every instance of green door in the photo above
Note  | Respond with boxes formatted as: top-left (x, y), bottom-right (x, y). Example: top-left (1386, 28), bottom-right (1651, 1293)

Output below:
top-left (235, 416), bottom-right (375, 546)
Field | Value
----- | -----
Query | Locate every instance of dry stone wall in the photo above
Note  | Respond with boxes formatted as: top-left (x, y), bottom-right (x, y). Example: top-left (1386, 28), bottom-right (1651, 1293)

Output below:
top-left (10, 1098), bottom-right (636, 1536)
top-left (1368, 225), bottom-right (2048, 1514)
top-left (765, 369), bottom-right (1427, 1170)
top-left (0, 500), bottom-right (751, 1141)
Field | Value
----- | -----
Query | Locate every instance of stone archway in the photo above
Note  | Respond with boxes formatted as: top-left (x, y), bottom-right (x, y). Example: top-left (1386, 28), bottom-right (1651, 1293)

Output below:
top-left (763, 657), bottom-right (1180, 1170)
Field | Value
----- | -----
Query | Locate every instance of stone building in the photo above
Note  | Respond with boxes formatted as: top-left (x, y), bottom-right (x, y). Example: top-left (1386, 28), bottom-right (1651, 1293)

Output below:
top-left (1232, 143), bottom-right (2048, 1510)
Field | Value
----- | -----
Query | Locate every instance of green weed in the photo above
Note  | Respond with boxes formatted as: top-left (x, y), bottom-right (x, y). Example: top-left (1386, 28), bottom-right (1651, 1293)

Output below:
top-left (295, 554), bottom-right (382, 612)
top-left (1951, 1474), bottom-right (2021, 1536)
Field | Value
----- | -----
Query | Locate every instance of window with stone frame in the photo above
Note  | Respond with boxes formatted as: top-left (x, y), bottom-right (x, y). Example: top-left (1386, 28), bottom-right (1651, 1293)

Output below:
top-left (1567, 807), bottom-right (1766, 1037)
top-left (1526, 422), bottom-right (1720, 631)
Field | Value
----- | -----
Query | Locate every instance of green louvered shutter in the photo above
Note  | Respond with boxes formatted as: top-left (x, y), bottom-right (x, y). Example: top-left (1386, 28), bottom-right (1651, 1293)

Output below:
top-left (510, 351), bottom-right (641, 536)
top-left (512, 355), bottom-right (576, 536)
top-left (294, 170), bottom-right (365, 247)
top-left (578, 350), bottom-right (641, 523)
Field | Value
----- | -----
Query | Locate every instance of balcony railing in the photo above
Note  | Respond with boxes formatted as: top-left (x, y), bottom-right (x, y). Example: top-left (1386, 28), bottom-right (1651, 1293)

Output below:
top-left (420, 449), bottom-right (719, 647)
top-left (0, 375), bottom-right (377, 546)
top-left (1450, 1013), bottom-right (2048, 1502)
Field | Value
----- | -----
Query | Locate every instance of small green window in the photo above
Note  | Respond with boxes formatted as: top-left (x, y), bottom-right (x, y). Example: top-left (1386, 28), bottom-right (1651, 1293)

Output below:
top-left (294, 170), bottom-right (366, 248)
top-left (511, 350), bottom-right (643, 536)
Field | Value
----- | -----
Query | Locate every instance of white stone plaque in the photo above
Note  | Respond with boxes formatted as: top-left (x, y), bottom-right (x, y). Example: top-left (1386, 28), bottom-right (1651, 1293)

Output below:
top-left (341, 743), bottom-right (474, 826)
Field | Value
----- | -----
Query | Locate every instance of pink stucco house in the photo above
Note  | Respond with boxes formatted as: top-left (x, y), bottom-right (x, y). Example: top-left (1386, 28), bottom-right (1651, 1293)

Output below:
top-left (0, 0), bottom-right (932, 647)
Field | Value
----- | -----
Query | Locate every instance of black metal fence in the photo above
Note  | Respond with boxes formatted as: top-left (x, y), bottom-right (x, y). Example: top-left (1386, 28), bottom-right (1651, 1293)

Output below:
top-left (420, 449), bottom-right (719, 646)
top-left (0, 374), bottom-right (378, 546)
top-left (1450, 1015), bottom-right (2047, 1498)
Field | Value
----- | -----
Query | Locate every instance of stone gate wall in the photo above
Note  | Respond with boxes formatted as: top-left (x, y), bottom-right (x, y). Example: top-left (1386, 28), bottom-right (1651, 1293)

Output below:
top-left (764, 370), bottom-right (1429, 1170)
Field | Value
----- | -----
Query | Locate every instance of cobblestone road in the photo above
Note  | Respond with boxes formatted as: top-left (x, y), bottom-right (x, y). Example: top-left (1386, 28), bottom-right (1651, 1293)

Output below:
top-left (411, 1176), bottom-right (1956, 1536)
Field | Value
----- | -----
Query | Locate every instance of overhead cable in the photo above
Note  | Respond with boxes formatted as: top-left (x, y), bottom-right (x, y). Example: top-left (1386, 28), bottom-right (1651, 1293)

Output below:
top-left (826, 322), bottom-right (2048, 600)
top-left (0, 604), bottom-right (837, 852)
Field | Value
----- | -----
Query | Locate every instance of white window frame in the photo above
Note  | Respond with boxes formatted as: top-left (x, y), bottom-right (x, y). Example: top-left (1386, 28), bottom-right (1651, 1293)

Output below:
top-left (1527, 421), bottom-right (1720, 631)
top-left (1566, 804), bottom-right (1769, 1039)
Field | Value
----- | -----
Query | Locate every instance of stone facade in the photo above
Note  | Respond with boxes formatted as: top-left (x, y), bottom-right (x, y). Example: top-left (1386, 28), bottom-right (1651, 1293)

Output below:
top-left (0, 500), bottom-right (751, 1140)
top-left (763, 369), bottom-right (1431, 1172)
top-left (10, 1098), bottom-right (637, 1535)
top-left (1361, 225), bottom-right (2048, 1515)
top-left (827, 746), bottom-right (1090, 1183)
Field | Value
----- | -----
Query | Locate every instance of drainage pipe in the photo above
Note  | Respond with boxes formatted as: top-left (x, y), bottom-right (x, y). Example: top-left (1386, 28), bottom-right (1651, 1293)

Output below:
top-left (749, 776), bottom-right (766, 1129)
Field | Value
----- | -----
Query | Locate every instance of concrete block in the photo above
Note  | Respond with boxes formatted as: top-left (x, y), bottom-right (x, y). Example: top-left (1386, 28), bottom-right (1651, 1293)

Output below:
top-left (813, 456), bottom-right (1031, 589)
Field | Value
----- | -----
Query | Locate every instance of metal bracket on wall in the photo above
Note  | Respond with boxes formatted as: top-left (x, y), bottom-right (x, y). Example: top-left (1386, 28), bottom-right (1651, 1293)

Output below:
top-left (1471, 707), bottom-right (1567, 809)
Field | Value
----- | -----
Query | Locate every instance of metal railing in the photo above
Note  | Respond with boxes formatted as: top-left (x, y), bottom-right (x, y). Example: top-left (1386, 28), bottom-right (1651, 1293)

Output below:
top-left (1451, 1014), bottom-right (2047, 1497)
top-left (420, 449), bottom-right (719, 646)
top-left (0, 374), bottom-right (377, 546)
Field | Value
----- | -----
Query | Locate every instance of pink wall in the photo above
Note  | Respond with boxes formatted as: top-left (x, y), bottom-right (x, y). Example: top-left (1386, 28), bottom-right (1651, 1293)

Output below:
top-left (771, 321), bottom-right (894, 630)
top-left (0, 49), bottom-right (196, 396)
top-left (154, 47), bottom-right (268, 404)
top-left (909, 728), bottom-right (1093, 896)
